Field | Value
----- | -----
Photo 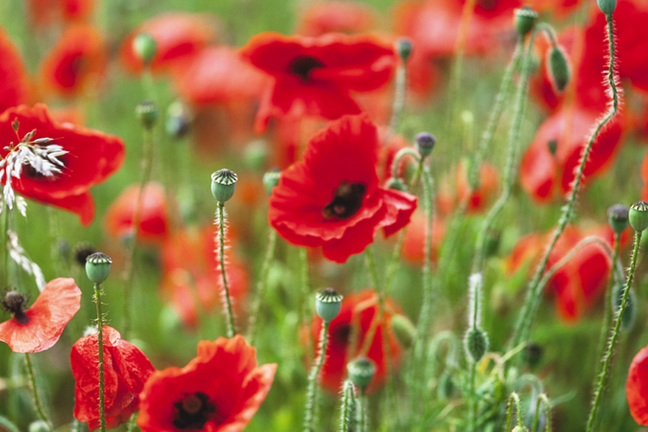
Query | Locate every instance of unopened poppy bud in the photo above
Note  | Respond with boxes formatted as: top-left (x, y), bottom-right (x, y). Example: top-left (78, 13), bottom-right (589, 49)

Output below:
top-left (136, 100), bottom-right (158, 129)
top-left (263, 168), bottom-right (281, 195)
top-left (613, 283), bottom-right (636, 332)
top-left (391, 314), bottom-right (416, 348)
top-left (415, 132), bottom-right (436, 158)
top-left (396, 38), bottom-right (413, 62)
top-left (607, 204), bottom-right (629, 235)
top-left (484, 229), bottom-right (501, 258)
top-left (512, 426), bottom-right (529, 432)
top-left (514, 6), bottom-right (538, 37)
top-left (548, 46), bottom-right (570, 93)
top-left (133, 33), bottom-right (157, 65)
top-left (547, 139), bottom-right (558, 157)
top-left (437, 372), bottom-right (456, 399)
top-left (597, 0), bottom-right (616, 15)
top-left (347, 356), bottom-right (376, 391)
top-left (630, 201), bottom-right (648, 232)
top-left (211, 169), bottom-right (238, 203)
top-left (29, 420), bottom-right (49, 432)
top-left (85, 252), bottom-right (112, 284)
top-left (166, 101), bottom-right (191, 139)
top-left (244, 140), bottom-right (268, 171)
top-left (464, 327), bottom-right (489, 363)
top-left (523, 342), bottom-right (543, 368)
top-left (315, 287), bottom-right (343, 323)
top-left (385, 177), bottom-right (407, 192)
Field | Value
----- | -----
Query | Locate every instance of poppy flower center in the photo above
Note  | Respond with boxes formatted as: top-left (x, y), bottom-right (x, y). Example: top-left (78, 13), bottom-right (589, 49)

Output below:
top-left (24, 154), bottom-right (67, 179)
top-left (477, 0), bottom-right (497, 10)
top-left (332, 323), bottom-right (351, 345)
top-left (173, 392), bottom-right (217, 430)
top-left (289, 56), bottom-right (324, 82)
top-left (322, 181), bottom-right (366, 221)
top-left (1, 290), bottom-right (30, 325)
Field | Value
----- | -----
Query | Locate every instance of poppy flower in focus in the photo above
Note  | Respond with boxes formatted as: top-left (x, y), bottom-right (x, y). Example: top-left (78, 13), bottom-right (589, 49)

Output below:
top-left (137, 335), bottom-right (276, 432)
top-left (71, 326), bottom-right (155, 430)
top-left (309, 289), bottom-right (402, 394)
top-left (39, 24), bottom-right (107, 97)
top-left (0, 278), bottom-right (81, 353)
top-left (104, 182), bottom-right (170, 245)
top-left (296, 1), bottom-right (377, 36)
top-left (120, 13), bottom-right (218, 74)
top-left (240, 32), bottom-right (396, 132)
top-left (269, 114), bottom-right (417, 263)
top-left (0, 104), bottom-right (125, 225)
top-left (456, 160), bottom-right (499, 214)
top-left (0, 28), bottom-right (31, 114)
top-left (627, 344), bottom-right (648, 426)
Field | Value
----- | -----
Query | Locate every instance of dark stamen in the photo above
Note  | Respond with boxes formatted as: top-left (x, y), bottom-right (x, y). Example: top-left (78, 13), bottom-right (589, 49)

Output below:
top-left (1, 290), bottom-right (30, 325)
top-left (173, 392), bottom-right (217, 430)
top-left (24, 155), bottom-right (66, 179)
top-left (322, 181), bottom-right (366, 221)
top-left (289, 56), bottom-right (324, 82)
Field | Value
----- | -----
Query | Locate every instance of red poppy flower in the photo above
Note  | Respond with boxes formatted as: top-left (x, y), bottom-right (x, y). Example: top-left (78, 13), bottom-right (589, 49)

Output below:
top-left (627, 344), bottom-right (648, 425)
top-left (530, 0), bottom-right (582, 18)
top-left (0, 104), bottom-right (125, 225)
top-left (104, 182), bottom-right (170, 245)
top-left (456, 160), bottom-right (499, 214)
top-left (39, 24), bottom-right (107, 97)
top-left (402, 212), bottom-right (446, 266)
top-left (60, 0), bottom-right (95, 21)
top-left (309, 289), bottom-right (402, 394)
top-left (71, 326), bottom-right (155, 430)
top-left (0, 28), bottom-right (31, 114)
top-left (240, 32), bottom-right (396, 132)
top-left (137, 335), bottom-right (276, 432)
top-left (268, 114), bottom-right (417, 263)
top-left (0, 278), bottom-right (81, 353)
top-left (295, 1), bottom-right (377, 36)
top-left (642, 150), bottom-right (648, 202)
top-left (120, 13), bottom-right (218, 75)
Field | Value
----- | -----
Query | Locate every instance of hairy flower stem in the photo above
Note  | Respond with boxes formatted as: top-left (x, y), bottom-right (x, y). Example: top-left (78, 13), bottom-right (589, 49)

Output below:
top-left (93, 283), bottom-right (107, 432)
top-left (2, 203), bottom-right (8, 287)
top-left (596, 232), bottom-right (621, 365)
top-left (24, 354), bottom-right (52, 432)
top-left (468, 362), bottom-right (477, 432)
top-left (389, 60), bottom-right (407, 136)
top-left (303, 323), bottom-right (330, 432)
top-left (505, 392), bottom-right (524, 431)
top-left (586, 229), bottom-right (642, 432)
top-left (248, 229), bottom-right (278, 345)
top-left (339, 380), bottom-right (355, 432)
top-left (358, 393), bottom-right (368, 432)
top-left (532, 394), bottom-right (552, 432)
top-left (512, 13), bottom-right (620, 350)
top-left (216, 203), bottom-right (236, 337)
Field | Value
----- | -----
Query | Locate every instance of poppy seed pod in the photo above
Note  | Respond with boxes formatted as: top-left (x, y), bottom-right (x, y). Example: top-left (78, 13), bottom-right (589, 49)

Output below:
top-left (514, 7), bottom-right (538, 37)
top-left (315, 288), bottom-right (343, 323)
top-left (607, 204), bottom-right (629, 235)
top-left (347, 356), bottom-right (376, 391)
top-left (629, 201), bottom-right (648, 232)
top-left (263, 169), bottom-right (281, 195)
top-left (415, 132), bottom-right (436, 158)
top-left (133, 33), bottom-right (157, 65)
top-left (136, 100), bottom-right (158, 130)
top-left (396, 38), bottom-right (413, 62)
top-left (548, 46), bottom-right (570, 93)
top-left (464, 327), bottom-right (489, 363)
top-left (85, 252), bottom-right (112, 284)
top-left (211, 169), bottom-right (238, 203)
top-left (597, 0), bottom-right (616, 15)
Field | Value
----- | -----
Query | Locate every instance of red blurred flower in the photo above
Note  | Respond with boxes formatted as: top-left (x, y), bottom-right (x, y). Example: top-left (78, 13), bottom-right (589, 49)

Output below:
top-left (240, 32), bottom-right (396, 132)
top-left (71, 326), bottom-right (155, 430)
top-left (530, 0), bottom-right (582, 18)
top-left (0, 104), bottom-right (125, 225)
top-left (309, 289), bottom-right (402, 394)
top-left (269, 114), bottom-right (417, 263)
top-left (60, 0), bottom-right (95, 21)
top-left (104, 182), bottom-right (170, 245)
top-left (627, 344), bottom-right (648, 426)
top-left (39, 24), bottom-right (107, 97)
top-left (642, 150), bottom-right (648, 202)
top-left (120, 13), bottom-right (218, 74)
top-left (456, 160), bottom-right (499, 214)
top-left (0, 28), bottom-right (31, 114)
top-left (402, 212), bottom-right (446, 266)
top-left (0, 278), bottom-right (81, 353)
top-left (137, 335), bottom-right (276, 432)
top-left (26, 0), bottom-right (95, 26)
top-left (295, 1), bottom-right (377, 36)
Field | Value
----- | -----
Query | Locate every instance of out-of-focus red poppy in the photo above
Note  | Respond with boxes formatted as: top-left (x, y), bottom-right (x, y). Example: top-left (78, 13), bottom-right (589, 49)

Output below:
top-left (39, 24), bottom-right (106, 97)
top-left (120, 13), bottom-right (218, 74)
top-left (0, 28), bottom-right (31, 114)
top-left (296, 1), bottom-right (377, 36)
top-left (60, 0), bottom-right (95, 21)
top-left (531, 0), bottom-right (583, 18)
top-left (104, 182), bottom-right (170, 245)
top-left (456, 160), bottom-right (499, 214)
top-left (26, 0), bottom-right (95, 26)
top-left (71, 326), bottom-right (155, 430)
top-left (137, 335), bottom-right (276, 432)
top-left (309, 289), bottom-right (402, 394)
top-left (0, 104), bottom-right (125, 225)
top-left (240, 32), bottom-right (396, 132)
top-left (519, 105), bottom-right (623, 203)
top-left (269, 114), bottom-right (417, 263)
top-left (0, 278), bottom-right (81, 353)
top-left (627, 344), bottom-right (648, 426)
top-left (402, 212), bottom-right (446, 265)
top-left (641, 150), bottom-right (648, 201)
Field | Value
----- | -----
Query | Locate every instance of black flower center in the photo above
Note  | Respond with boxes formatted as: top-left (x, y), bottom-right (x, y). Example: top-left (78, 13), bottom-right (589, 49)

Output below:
top-left (74, 244), bottom-right (97, 266)
top-left (173, 392), bottom-right (217, 430)
top-left (1, 290), bottom-right (30, 325)
top-left (478, 0), bottom-right (497, 10)
top-left (289, 56), bottom-right (324, 82)
top-left (322, 181), bottom-right (367, 221)
top-left (332, 323), bottom-right (351, 345)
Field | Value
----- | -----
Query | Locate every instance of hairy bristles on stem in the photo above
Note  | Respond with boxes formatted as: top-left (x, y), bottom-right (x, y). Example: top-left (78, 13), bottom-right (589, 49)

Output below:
top-left (214, 204), bottom-right (236, 337)
top-left (467, 273), bottom-right (482, 329)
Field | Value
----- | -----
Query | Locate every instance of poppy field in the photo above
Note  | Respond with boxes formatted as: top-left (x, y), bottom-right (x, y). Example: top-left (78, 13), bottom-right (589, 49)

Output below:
top-left (3, 0), bottom-right (648, 431)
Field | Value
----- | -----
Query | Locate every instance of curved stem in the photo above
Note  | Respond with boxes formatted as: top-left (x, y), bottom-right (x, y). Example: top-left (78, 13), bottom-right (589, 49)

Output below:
top-left (24, 354), bottom-right (52, 432)
top-left (94, 283), bottom-right (106, 432)
top-left (248, 229), bottom-right (278, 345)
top-left (217, 203), bottom-right (236, 337)
top-left (303, 323), bottom-right (330, 432)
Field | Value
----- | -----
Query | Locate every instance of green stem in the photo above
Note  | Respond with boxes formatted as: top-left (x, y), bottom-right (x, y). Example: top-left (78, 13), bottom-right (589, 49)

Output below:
top-left (303, 323), bottom-right (330, 432)
top-left (339, 380), bottom-right (355, 432)
top-left (389, 62), bottom-right (407, 136)
top-left (468, 362), bottom-right (476, 432)
top-left (596, 233), bottom-right (621, 365)
top-left (541, 394), bottom-right (552, 432)
top-left (94, 283), bottom-right (106, 432)
top-left (585, 229), bottom-right (642, 432)
top-left (248, 229), bottom-right (278, 345)
top-left (2, 203), bottom-right (8, 287)
top-left (217, 203), bottom-right (236, 337)
top-left (24, 354), bottom-right (52, 432)
top-left (358, 393), bottom-right (368, 432)
top-left (504, 392), bottom-right (524, 431)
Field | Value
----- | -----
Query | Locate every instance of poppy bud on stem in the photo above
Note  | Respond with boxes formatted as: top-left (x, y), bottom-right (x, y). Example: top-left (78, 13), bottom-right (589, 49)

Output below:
top-left (389, 38), bottom-right (412, 135)
top-left (505, 392), bottom-right (525, 432)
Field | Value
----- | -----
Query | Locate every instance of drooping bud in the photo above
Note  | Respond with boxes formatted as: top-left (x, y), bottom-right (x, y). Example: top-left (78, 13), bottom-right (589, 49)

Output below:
top-left (211, 169), bottom-right (238, 203)
top-left (391, 314), bottom-right (416, 349)
top-left (613, 282), bottom-right (636, 332)
top-left (597, 0), bottom-right (617, 15)
top-left (263, 168), bottom-right (281, 195)
top-left (347, 356), bottom-right (376, 392)
top-left (523, 342), bottom-right (543, 368)
top-left (136, 100), bottom-right (158, 130)
top-left (437, 372), bottom-right (455, 399)
top-left (133, 33), bottom-right (157, 65)
top-left (244, 140), bottom-right (268, 172)
top-left (629, 201), bottom-right (648, 232)
top-left (547, 139), bottom-right (558, 157)
top-left (607, 204), bottom-right (629, 235)
top-left (166, 101), bottom-right (191, 139)
top-left (315, 288), bottom-right (343, 323)
top-left (85, 252), bottom-right (112, 284)
top-left (385, 177), bottom-right (407, 192)
top-left (464, 327), bottom-right (489, 363)
top-left (396, 38), bottom-right (413, 62)
top-left (484, 229), bottom-right (501, 258)
top-left (514, 6), bottom-right (538, 37)
top-left (28, 420), bottom-right (50, 432)
top-left (547, 46), bottom-right (570, 93)
top-left (415, 132), bottom-right (436, 158)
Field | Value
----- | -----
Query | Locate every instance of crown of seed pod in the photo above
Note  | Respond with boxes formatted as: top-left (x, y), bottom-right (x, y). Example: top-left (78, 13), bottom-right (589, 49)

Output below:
top-left (548, 46), bottom-right (570, 93)
top-left (315, 288), bottom-right (343, 323)
top-left (211, 169), bottom-right (238, 203)
top-left (85, 252), bottom-right (112, 284)
top-left (597, 0), bottom-right (617, 15)
top-left (136, 100), bottom-right (158, 129)
top-left (133, 33), bottom-right (157, 65)
top-left (347, 356), bottom-right (376, 391)
top-left (464, 327), bottom-right (489, 363)
top-left (514, 6), bottom-right (538, 37)
top-left (415, 132), bottom-right (436, 158)
top-left (629, 200), bottom-right (648, 232)
top-left (607, 204), bottom-right (629, 235)
top-left (396, 38), bottom-right (413, 62)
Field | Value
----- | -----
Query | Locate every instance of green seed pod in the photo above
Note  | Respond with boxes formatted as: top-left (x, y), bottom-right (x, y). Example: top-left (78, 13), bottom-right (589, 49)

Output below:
top-left (629, 200), bottom-right (648, 232)
top-left (385, 177), bottom-right (407, 192)
top-left (548, 46), bottom-right (570, 93)
top-left (607, 204), bottom-right (629, 235)
top-left (211, 169), bottom-right (238, 203)
top-left (166, 101), bottom-right (191, 139)
top-left (136, 100), bottom-right (158, 130)
top-left (464, 327), bottom-right (489, 363)
top-left (263, 168), bottom-right (281, 195)
top-left (391, 314), bottom-right (416, 349)
top-left (415, 132), bottom-right (436, 158)
top-left (514, 6), bottom-right (538, 37)
top-left (613, 283), bottom-right (636, 332)
top-left (29, 420), bottom-right (50, 432)
top-left (85, 252), bottom-right (112, 284)
top-left (316, 287), bottom-right (343, 323)
top-left (396, 38), bottom-right (413, 62)
top-left (133, 33), bottom-right (157, 65)
top-left (597, 0), bottom-right (617, 15)
top-left (437, 372), bottom-right (455, 400)
top-left (347, 356), bottom-right (376, 391)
